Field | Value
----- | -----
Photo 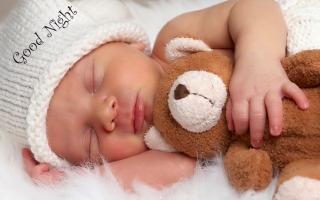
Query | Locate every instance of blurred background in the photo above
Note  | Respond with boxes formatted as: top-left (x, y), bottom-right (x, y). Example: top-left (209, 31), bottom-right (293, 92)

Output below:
top-left (0, 0), bottom-right (17, 22)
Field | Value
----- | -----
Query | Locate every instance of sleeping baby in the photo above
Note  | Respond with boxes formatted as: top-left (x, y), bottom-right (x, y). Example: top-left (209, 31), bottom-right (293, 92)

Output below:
top-left (0, 0), bottom-right (314, 190)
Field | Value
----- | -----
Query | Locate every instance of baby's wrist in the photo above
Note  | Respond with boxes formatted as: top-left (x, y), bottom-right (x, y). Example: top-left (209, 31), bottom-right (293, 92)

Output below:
top-left (234, 35), bottom-right (286, 64)
top-left (235, 52), bottom-right (283, 69)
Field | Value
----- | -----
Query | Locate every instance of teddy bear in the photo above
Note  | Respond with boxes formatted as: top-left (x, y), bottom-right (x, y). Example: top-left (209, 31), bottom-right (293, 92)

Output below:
top-left (144, 37), bottom-right (320, 199)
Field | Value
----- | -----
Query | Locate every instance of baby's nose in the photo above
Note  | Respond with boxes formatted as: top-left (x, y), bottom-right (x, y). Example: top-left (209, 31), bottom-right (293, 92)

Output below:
top-left (99, 96), bottom-right (118, 132)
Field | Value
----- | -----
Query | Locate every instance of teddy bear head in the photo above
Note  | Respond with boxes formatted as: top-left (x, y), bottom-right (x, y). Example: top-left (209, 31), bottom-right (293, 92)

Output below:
top-left (148, 50), bottom-right (234, 159)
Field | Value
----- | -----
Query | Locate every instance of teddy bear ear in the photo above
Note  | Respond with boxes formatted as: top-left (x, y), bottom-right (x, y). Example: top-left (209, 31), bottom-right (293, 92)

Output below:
top-left (165, 37), bottom-right (212, 61)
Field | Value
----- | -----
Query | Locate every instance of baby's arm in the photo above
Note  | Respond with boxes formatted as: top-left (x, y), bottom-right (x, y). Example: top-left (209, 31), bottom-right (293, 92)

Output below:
top-left (152, 0), bottom-right (236, 62)
top-left (23, 148), bottom-right (195, 189)
top-left (104, 150), bottom-right (196, 190)
top-left (153, 0), bottom-right (309, 148)
top-left (225, 0), bottom-right (308, 147)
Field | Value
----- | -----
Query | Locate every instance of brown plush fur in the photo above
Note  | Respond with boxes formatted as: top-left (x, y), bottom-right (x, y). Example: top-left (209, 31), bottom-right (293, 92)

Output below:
top-left (224, 142), bottom-right (273, 191)
top-left (152, 49), bottom-right (320, 192)
top-left (277, 159), bottom-right (320, 188)
top-left (282, 50), bottom-right (320, 88)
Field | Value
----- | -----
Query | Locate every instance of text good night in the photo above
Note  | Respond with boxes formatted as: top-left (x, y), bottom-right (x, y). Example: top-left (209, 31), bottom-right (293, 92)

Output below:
top-left (13, 6), bottom-right (77, 64)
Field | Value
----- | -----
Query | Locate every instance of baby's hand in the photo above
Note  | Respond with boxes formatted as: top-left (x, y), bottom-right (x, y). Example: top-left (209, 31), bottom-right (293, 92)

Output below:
top-left (22, 148), bottom-right (65, 184)
top-left (226, 57), bottom-right (309, 148)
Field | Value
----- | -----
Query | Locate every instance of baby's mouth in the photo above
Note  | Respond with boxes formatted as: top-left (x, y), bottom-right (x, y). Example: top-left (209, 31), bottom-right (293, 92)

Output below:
top-left (133, 91), bottom-right (145, 134)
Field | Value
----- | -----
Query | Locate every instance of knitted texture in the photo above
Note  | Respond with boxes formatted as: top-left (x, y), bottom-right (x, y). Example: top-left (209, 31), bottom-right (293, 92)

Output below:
top-left (0, 0), bottom-right (149, 167)
top-left (276, 0), bottom-right (320, 55)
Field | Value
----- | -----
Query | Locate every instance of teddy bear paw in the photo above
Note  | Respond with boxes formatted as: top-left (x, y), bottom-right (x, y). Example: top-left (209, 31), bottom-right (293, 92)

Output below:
top-left (274, 176), bottom-right (320, 200)
top-left (224, 148), bottom-right (273, 191)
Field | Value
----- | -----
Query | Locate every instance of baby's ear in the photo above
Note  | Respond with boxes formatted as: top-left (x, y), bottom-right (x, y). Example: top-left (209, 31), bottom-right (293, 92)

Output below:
top-left (130, 42), bottom-right (146, 52)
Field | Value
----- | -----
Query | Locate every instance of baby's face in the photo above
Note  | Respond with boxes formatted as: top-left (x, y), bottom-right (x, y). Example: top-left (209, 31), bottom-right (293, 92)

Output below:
top-left (46, 42), bottom-right (163, 165)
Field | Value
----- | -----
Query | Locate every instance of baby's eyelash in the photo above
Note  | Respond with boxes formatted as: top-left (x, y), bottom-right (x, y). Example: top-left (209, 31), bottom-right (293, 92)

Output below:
top-left (88, 127), bottom-right (93, 159)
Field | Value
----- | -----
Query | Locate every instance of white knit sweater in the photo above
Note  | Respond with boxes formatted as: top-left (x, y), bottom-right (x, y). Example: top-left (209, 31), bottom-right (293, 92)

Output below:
top-left (276, 0), bottom-right (320, 55)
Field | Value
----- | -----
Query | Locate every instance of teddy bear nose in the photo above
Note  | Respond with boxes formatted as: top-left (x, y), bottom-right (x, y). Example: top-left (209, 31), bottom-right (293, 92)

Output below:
top-left (174, 84), bottom-right (190, 100)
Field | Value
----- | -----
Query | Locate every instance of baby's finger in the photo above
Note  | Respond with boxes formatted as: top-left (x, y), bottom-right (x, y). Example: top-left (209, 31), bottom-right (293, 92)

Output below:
top-left (50, 169), bottom-right (65, 181)
top-left (22, 148), bottom-right (37, 176)
top-left (34, 163), bottom-right (50, 175)
top-left (34, 166), bottom-right (65, 184)
top-left (232, 101), bottom-right (249, 135)
top-left (226, 99), bottom-right (234, 131)
top-left (22, 148), bottom-right (36, 162)
top-left (265, 92), bottom-right (283, 136)
top-left (282, 82), bottom-right (309, 110)
top-left (249, 97), bottom-right (266, 148)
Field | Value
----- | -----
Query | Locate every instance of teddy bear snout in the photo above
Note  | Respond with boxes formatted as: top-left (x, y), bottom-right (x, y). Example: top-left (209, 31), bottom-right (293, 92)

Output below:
top-left (174, 84), bottom-right (216, 106)
top-left (168, 71), bottom-right (227, 133)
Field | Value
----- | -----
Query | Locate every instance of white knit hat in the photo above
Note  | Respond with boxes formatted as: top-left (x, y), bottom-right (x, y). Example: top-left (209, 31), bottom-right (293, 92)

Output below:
top-left (276, 0), bottom-right (320, 55)
top-left (0, 0), bottom-right (150, 167)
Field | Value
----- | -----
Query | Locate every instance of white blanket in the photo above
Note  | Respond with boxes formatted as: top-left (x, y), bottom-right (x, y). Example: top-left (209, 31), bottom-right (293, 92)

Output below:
top-left (0, 1), bottom-right (277, 199)
top-left (0, 134), bottom-right (276, 200)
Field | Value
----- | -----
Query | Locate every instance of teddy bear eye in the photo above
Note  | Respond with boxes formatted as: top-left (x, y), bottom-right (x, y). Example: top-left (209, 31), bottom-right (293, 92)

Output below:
top-left (174, 84), bottom-right (190, 100)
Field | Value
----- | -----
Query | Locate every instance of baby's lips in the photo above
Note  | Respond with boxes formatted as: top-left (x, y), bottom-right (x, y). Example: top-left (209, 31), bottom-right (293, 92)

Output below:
top-left (133, 92), bottom-right (145, 134)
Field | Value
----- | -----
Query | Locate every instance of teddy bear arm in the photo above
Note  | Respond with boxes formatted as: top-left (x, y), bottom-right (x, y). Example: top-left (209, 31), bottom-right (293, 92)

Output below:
top-left (224, 141), bottom-right (273, 191)
top-left (282, 50), bottom-right (320, 88)
top-left (277, 159), bottom-right (320, 189)
top-left (274, 159), bottom-right (320, 200)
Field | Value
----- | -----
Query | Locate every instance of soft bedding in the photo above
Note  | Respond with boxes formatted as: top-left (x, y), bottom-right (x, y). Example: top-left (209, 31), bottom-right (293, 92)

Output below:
top-left (0, 1), bottom-right (277, 199)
